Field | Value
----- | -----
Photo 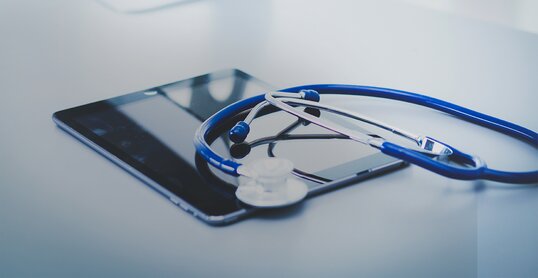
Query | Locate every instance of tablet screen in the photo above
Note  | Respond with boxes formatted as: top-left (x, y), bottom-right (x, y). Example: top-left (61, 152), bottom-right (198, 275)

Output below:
top-left (63, 70), bottom-right (268, 217)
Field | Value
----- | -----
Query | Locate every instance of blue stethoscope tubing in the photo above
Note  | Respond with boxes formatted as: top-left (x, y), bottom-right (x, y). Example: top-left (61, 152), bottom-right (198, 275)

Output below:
top-left (194, 84), bottom-right (538, 184)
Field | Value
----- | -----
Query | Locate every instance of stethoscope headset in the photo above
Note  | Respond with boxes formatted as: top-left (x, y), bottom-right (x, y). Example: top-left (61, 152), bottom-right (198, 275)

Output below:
top-left (194, 84), bottom-right (538, 208)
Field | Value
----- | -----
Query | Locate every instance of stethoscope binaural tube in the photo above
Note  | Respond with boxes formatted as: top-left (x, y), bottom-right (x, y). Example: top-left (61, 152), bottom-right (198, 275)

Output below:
top-left (271, 85), bottom-right (537, 183)
top-left (194, 84), bottom-right (538, 186)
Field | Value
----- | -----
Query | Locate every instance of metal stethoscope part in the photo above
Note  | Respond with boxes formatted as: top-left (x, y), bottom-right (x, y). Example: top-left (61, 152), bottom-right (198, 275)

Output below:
top-left (194, 85), bottom-right (538, 208)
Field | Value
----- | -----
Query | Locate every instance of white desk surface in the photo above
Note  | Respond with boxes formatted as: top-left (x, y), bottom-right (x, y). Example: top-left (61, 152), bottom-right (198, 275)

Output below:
top-left (1, 0), bottom-right (537, 277)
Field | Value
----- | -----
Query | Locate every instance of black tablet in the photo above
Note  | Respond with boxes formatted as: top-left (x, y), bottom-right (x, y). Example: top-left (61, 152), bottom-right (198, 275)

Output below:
top-left (53, 69), bottom-right (406, 225)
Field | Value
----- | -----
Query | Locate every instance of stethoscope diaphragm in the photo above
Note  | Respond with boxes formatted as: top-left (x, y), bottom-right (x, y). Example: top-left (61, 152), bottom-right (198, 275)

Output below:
top-left (235, 158), bottom-right (308, 208)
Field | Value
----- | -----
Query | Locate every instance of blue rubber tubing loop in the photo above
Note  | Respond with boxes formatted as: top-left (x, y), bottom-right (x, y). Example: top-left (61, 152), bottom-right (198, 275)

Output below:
top-left (283, 85), bottom-right (537, 183)
top-left (194, 84), bottom-right (538, 183)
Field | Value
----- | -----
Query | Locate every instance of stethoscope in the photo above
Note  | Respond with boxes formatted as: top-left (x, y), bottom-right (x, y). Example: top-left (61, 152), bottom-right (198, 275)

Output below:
top-left (194, 84), bottom-right (538, 208)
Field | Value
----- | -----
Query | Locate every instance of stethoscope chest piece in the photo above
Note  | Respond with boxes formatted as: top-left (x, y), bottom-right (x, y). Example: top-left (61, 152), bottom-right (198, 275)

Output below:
top-left (235, 158), bottom-right (308, 208)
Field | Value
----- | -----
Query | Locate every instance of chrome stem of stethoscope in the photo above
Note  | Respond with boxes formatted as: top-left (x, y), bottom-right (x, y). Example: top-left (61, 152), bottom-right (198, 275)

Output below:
top-left (243, 92), bottom-right (306, 124)
top-left (244, 92), bottom-right (420, 144)
top-left (264, 94), bottom-right (372, 144)
top-left (264, 92), bottom-right (454, 157)
top-left (277, 98), bottom-right (421, 143)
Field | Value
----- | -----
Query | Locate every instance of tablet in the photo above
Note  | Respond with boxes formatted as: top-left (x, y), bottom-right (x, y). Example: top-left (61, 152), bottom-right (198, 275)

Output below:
top-left (53, 69), bottom-right (406, 225)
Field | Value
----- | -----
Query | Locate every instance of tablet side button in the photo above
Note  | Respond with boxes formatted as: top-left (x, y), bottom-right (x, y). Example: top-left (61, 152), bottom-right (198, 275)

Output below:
top-left (179, 202), bottom-right (190, 212)
top-left (169, 196), bottom-right (180, 206)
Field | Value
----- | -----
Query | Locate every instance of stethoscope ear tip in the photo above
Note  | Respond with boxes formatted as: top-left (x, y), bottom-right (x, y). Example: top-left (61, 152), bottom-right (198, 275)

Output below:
top-left (229, 121), bottom-right (250, 143)
top-left (300, 107), bottom-right (321, 126)
top-left (230, 143), bottom-right (251, 159)
top-left (300, 89), bottom-right (321, 102)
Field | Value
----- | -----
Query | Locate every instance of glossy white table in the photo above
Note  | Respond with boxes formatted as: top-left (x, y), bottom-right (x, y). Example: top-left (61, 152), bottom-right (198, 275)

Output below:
top-left (1, 0), bottom-right (536, 277)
